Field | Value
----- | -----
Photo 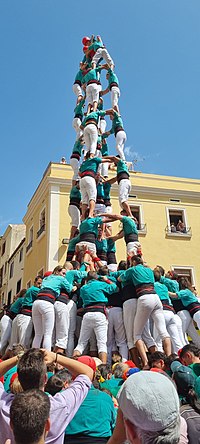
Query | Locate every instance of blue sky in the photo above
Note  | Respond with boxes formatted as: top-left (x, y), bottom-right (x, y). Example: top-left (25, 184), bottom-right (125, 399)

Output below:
top-left (0, 0), bottom-right (200, 234)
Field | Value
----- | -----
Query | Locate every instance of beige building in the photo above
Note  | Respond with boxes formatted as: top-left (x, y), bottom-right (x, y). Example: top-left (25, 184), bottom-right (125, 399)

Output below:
top-left (0, 224), bottom-right (26, 306)
top-left (22, 162), bottom-right (200, 290)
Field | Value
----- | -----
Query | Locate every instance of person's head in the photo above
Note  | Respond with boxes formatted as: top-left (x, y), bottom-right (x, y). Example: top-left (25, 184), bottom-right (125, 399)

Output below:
top-left (148, 351), bottom-right (167, 370)
top-left (98, 265), bottom-right (109, 276)
top-left (154, 265), bottom-right (165, 276)
top-left (64, 261), bottom-right (73, 271)
top-left (17, 349), bottom-right (47, 391)
top-left (55, 368), bottom-right (73, 387)
top-left (113, 363), bottom-right (129, 379)
top-left (70, 260), bottom-right (80, 270)
top-left (154, 269), bottom-right (161, 282)
top-left (86, 271), bottom-right (98, 282)
top-left (178, 277), bottom-right (191, 290)
top-left (118, 371), bottom-right (180, 444)
top-left (52, 265), bottom-right (66, 276)
top-left (45, 374), bottom-right (65, 396)
top-left (10, 390), bottom-right (50, 444)
top-left (171, 361), bottom-right (196, 398)
top-left (34, 275), bottom-right (43, 288)
top-left (131, 256), bottom-right (143, 267)
top-left (98, 364), bottom-right (112, 381)
top-left (179, 344), bottom-right (200, 366)
top-left (118, 261), bottom-right (127, 271)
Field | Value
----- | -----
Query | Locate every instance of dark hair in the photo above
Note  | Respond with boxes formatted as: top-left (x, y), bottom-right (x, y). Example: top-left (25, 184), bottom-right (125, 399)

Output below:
top-left (10, 389), bottom-right (50, 444)
top-left (118, 261), bottom-right (127, 271)
top-left (165, 353), bottom-right (179, 368)
top-left (71, 260), bottom-right (80, 270)
top-left (178, 277), bottom-right (192, 291)
top-left (131, 255), bottom-right (143, 265)
top-left (34, 275), bottom-right (43, 282)
top-left (156, 265), bottom-right (165, 276)
top-left (45, 375), bottom-right (64, 396)
top-left (55, 368), bottom-right (73, 384)
top-left (17, 349), bottom-right (46, 390)
top-left (113, 363), bottom-right (126, 379)
top-left (148, 351), bottom-right (167, 368)
top-left (86, 271), bottom-right (98, 282)
top-left (183, 388), bottom-right (200, 414)
top-left (154, 270), bottom-right (161, 282)
top-left (98, 266), bottom-right (109, 276)
top-left (179, 344), bottom-right (200, 359)
top-left (98, 364), bottom-right (112, 380)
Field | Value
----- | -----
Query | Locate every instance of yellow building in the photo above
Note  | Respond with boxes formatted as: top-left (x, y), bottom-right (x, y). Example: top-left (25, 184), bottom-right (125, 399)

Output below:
top-left (23, 162), bottom-right (200, 290)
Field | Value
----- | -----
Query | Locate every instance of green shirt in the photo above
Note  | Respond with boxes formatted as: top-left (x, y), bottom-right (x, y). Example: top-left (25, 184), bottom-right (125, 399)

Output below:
top-left (82, 67), bottom-right (102, 84)
top-left (160, 276), bottom-right (179, 293)
top-left (176, 289), bottom-right (199, 307)
top-left (81, 110), bottom-right (106, 128)
top-left (102, 139), bottom-right (108, 156)
top-left (21, 286), bottom-right (40, 308)
top-left (67, 235), bottom-right (80, 253)
top-left (96, 238), bottom-right (108, 253)
top-left (80, 279), bottom-right (118, 307)
top-left (74, 69), bottom-right (83, 83)
top-left (107, 238), bottom-right (116, 253)
top-left (103, 182), bottom-right (111, 201)
top-left (65, 270), bottom-right (87, 286)
top-left (117, 160), bottom-right (129, 177)
top-left (122, 216), bottom-right (137, 235)
top-left (110, 111), bottom-right (124, 134)
top-left (79, 216), bottom-right (103, 238)
top-left (100, 377), bottom-right (124, 398)
top-left (8, 298), bottom-right (24, 315)
top-left (108, 68), bottom-right (119, 87)
top-left (72, 140), bottom-right (83, 156)
top-left (69, 186), bottom-right (81, 202)
top-left (74, 99), bottom-right (85, 118)
top-left (89, 41), bottom-right (103, 51)
top-left (41, 275), bottom-right (73, 297)
top-left (154, 282), bottom-right (172, 305)
top-left (120, 264), bottom-right (155, 286)
top-left (65, 385), bottom-right (116, 438)
top-left (79, 157), bottom-right (102, 174)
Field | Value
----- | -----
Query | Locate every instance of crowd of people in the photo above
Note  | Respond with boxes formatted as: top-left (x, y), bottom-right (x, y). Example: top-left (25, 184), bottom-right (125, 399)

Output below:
top-left (0, 35), bottom-right (200, 443)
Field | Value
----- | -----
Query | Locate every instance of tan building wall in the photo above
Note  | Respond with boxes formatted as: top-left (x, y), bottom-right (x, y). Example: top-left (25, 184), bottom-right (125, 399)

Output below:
top-left (22, 162), bottom-right (200, 290)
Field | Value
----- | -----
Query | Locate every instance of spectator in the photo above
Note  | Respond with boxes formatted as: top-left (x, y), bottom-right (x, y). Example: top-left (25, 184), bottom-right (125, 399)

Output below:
top-left (9, 390), bottom-right (50, 444)
top-left (176, 220), bottom-right (186, 233)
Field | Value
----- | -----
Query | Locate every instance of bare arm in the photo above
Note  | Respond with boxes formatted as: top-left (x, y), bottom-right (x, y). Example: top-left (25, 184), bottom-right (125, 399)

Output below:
top-left (107, 408), bottom-right (126, 444)
top-left (100, 87), bottom-right (109, 96)
top-left (104, 176), bottom-right (118, 185)
top-left (169, 292), bottom-right (178, 299)
top-left (43, 350), bottom-right (93, 381)
top-left (0, 356), bottom-right (18, 378)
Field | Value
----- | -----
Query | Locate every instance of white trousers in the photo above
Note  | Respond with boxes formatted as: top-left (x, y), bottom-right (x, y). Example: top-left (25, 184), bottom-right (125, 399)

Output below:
top-left (80, 176), bottom-right (97, 205)
top-left (84, 124), bottom-right (98, 155)
top-left (66, 300), bottom-right (77, 356)
top-left (72, 117), bottom-right (83, 140)
top-left (134, 294), bottom-right (169, 342)
top-left (75, 315), bottom-right (97, 354)
top-left (127, 241), bottom-right (141, 256)
top-left (174, 314), bottom-right (188, 347)
top-left (72, 83), bottom-right (83, 98)
top-left (123, 299), bottom-right (156, 350)
top-left (32, 300), bottom-right (55, 351)
top-left (92, 48), bottom-right (114, 67)
top-left (115, 130), bottom-right (126, 160)
top-left (75, 312), bottom-right (108, 354)
top-left (154, 310), bottom-right (183, 354)
top-left (99, 118), bottom-right (106, 134)
top-left (70, 157), bottom-right (80, 182)
top-left (111, 86), bottom-right (120, 108)
top-left (68, 205), bottom-right (80, 228)
top-left (119, 179), bottom-right (131, 205)
top-left (54, 300), bottom-right (77, 355)
top-left (101, 162), bottom-right (109, 178)
top-left (86, 83), bottom-right (100, 105)
top-left (95, 203), bottom-right (106, 215)
top-left (178, 310), bottom-right (200, 348)
top-left (0, 315), bottom-right (12, 352)
top-left (9, 314), bottom-right (33, 349)
top-left (107, 307), bottom-right (128, 363)
top-left (76, 241), bottom-right (96, 256)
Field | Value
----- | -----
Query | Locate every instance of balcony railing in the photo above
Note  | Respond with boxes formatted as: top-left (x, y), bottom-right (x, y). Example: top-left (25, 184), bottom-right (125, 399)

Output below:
top-left (165, 226), bottom-right (192, 237)
top-left (37, 224), bottom-right (45, 238)
top-left (26, 240), bottom-right (33, 253)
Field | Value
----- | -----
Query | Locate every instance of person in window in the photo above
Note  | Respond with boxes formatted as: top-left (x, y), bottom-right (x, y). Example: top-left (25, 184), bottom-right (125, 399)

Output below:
top-left (176, 220), bottom-right (186, 233)
top-left (170, 222), bottom-right (177, 233)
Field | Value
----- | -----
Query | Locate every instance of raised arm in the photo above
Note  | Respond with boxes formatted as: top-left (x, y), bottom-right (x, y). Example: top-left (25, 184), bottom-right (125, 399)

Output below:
top-left (43, 350), bottom-right (93, 381)
top-left (0, 356), bottom-right (18, 378)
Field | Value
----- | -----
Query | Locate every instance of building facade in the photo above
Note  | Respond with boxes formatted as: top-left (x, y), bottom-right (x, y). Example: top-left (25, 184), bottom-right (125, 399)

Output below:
top-left (22, 162), bottom-right (200, 290)
top-left (0, 224), bottom-right (26, 306)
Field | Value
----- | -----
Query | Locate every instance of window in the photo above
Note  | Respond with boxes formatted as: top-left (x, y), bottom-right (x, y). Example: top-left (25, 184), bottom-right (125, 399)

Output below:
top-left (7, 290), bottom-right (12, 306)
top-left (9, 261), bottom-right (14, 279)
top-left (166, 208), bottom-right (191, 236)
top-left (37, 208), bottom-right (46, 238)
top-left (4, 261), bottom-right (7, 275)
top-left (129, 204), bottom-right (146, 232)
top-left (16, 279), bottom-right (22, 294)
top-left (19, 247), bottom-right (23, 262)
top-left (27, 280), bottom-right (31, 289)
top-left (38, 268), bottom-right (44, 278)
top-left (0, 266), bottom-right (3, 287)
top-left (171, 266), bottom-right (195, 286)
top-left (1, 241), bottom-right (6, 256)
top-left (26, 226), bottom-right (33, 253)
